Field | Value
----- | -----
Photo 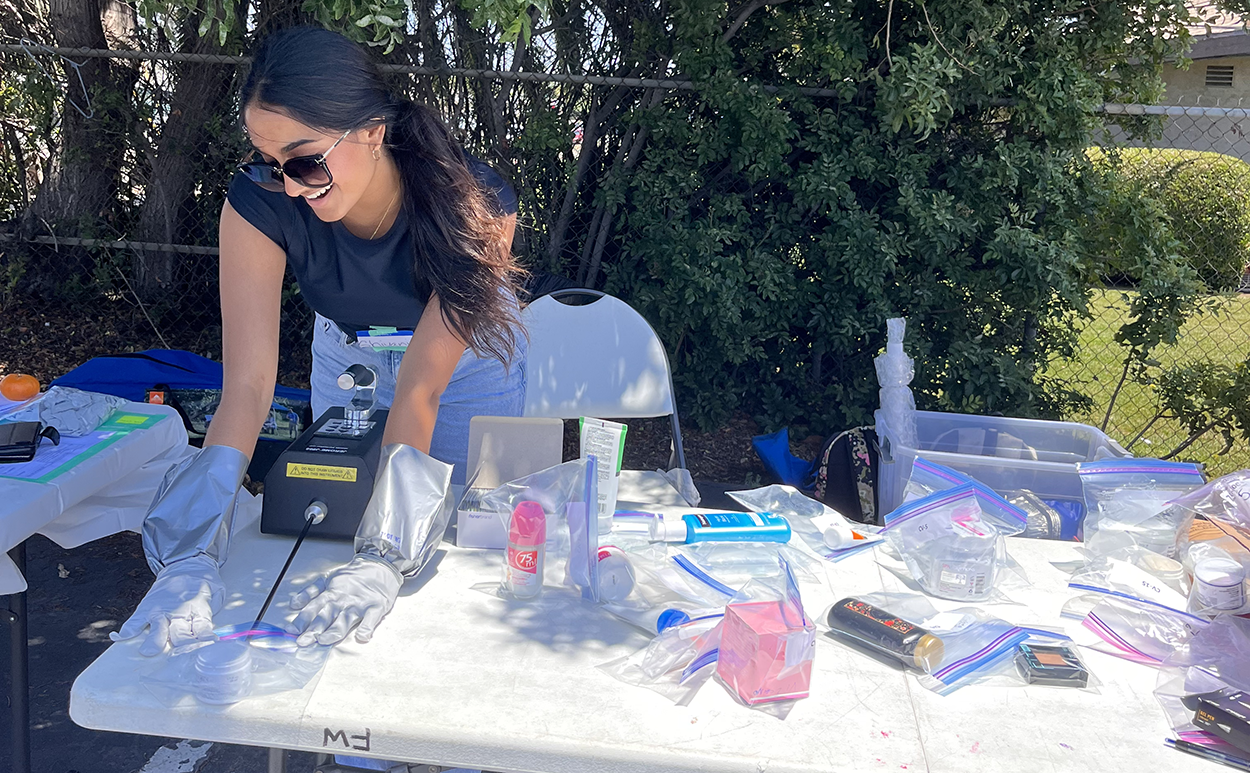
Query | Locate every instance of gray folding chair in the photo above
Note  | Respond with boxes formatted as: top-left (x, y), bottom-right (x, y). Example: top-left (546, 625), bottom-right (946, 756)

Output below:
top-left (521, 288), bottom-right (687, 470)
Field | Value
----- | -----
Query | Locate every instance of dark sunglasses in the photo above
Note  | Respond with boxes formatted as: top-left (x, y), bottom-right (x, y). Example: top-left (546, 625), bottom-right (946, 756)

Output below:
top-left (237, 129), bottom-right (351, 192)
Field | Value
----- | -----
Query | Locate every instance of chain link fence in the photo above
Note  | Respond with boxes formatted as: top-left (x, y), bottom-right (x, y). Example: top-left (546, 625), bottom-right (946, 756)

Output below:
top-left (2, 41), bottom-right (1248, 475)
top-left (1067, 101), bottom-right (1250, 476)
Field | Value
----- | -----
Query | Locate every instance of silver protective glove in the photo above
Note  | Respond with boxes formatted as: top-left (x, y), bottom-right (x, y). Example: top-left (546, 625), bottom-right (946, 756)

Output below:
top-left (142, 444), bottom-right (249, 574)
top-left (110, 554), bottom-right (224, 655)
top-left (114, 444), bottom-right (247, 655)
top-left (288, 554), bottom-right (402, 646)
top-left (288, 444), bottom-right (453, 645)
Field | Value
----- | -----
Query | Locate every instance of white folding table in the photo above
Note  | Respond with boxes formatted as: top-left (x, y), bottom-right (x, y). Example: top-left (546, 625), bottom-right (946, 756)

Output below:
top-left (70, 477), bottom-right (1207, 773)
top-left (1, 400), bottom-right (190, 773)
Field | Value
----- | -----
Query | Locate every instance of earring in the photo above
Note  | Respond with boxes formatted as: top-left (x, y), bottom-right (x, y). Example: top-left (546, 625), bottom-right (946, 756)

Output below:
top-left (373, 147), bottom-right (381, 160)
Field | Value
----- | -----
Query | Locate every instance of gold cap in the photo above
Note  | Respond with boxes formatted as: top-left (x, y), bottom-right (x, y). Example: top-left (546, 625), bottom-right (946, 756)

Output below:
top-left (913, 634), bottom-right (945, 672)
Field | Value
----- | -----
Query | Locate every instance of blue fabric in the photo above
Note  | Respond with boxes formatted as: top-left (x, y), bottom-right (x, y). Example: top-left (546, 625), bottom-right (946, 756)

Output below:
top-left (310, 313), bottom-right (525, 485)
top-left (751, 428), bottom-right (815, 489)
top-left (1042, 497), bottom-right (1087, 541)
top-left (50, 349), bottom-right (308, 403)
top-left (227, 155), bottom-right (517, 333)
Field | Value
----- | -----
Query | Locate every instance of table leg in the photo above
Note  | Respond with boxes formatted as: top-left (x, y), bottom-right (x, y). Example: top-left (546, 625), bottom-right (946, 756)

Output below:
top-left (4, 542), bottom-right (30, 773)
top-left (267, 747), bottom-right (287, 773)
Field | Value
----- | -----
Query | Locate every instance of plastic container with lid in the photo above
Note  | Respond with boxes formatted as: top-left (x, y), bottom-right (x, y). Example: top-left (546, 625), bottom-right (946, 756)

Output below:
top-left (193, 640), bottom-right (254, 705)
top-left (876, 409), bottom-right (1130, 524)
top-left (595, 545), bottom-right (635, 602)
top-left (1195, 557), bottom-right (1246, 611)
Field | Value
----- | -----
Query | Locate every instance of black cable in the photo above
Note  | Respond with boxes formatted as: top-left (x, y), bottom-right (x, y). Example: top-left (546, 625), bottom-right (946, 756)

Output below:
top-left (253, 516), bottom-right (315, 629)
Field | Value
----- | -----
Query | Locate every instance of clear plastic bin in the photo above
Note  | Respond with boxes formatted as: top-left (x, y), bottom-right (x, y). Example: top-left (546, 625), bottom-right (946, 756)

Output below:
top-left (875, 409), bottom-right (1130, 525)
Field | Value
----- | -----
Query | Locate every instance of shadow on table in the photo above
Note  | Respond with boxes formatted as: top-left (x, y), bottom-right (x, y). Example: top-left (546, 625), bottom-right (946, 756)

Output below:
top-left (445, 549), bottom-right (647, 655)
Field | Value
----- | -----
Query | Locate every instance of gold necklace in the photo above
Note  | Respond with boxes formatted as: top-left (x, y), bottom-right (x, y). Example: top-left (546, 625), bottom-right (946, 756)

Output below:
top-left (370, 187), bottom-right (400, 240)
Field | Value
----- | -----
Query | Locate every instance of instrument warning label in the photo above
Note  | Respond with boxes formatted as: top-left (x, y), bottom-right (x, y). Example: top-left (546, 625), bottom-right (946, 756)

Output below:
top-left (287, 462), bottom-right (357, 482)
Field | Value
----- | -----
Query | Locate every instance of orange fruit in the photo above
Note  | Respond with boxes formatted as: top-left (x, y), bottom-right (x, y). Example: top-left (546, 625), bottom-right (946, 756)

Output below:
top-left (0, 373), bottom-right (40, 401)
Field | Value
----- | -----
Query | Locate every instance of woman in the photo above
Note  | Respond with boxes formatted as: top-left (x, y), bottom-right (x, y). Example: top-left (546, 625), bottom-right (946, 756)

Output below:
top-left (112, 26), bottom-right (527, 656)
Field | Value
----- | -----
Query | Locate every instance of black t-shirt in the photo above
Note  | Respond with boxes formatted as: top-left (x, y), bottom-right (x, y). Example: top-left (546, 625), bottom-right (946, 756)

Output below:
top-left (226, 156), bottom-right (518, 333)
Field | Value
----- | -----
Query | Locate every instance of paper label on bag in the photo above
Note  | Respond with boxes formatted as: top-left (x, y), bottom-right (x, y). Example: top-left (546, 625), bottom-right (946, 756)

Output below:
top-left (784, 628), bottom-right (816, 668)
top-left (1106, 559), bottom-right (1188, 610)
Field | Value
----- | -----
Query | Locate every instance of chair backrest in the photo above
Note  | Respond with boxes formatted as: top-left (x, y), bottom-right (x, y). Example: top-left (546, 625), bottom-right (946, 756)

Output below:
top-left (522, 290), bottom-right (677, 420)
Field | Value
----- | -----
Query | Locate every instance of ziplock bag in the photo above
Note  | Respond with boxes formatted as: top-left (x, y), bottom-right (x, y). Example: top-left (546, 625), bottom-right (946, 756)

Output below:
top-left (714, 556), bottom-right (816, 712)
top-left (900, 458), bottom-right (1032, 532)
top-left (141, 622), bottom-right (331, 707)
top-left (880, 485), bottom-right (1012, 601)
top-left (653, 551), bottom-right (743, 608)
top-left (678, 540), bottom-right (824, 587)
top-left (595, 534), bottom-right (725, 634)
top-left (1163, 614), bottom-right (1250, 693)
top-left (903, 457), bottom-right (975, 503)
top-left (727, 484), bottom-right (883, 561)
top-left (1067, 546), bottom-right (1191, 614)
top-left (1172, 470), bottom-right (1250, 544)
top-left (821, 591), bottom-right (1029, 696)
top-left (598, 613), bottom-right (724, 705)
top-left (1072, 594), bottom-right (1208, 665)
top-left (479, 458), bottom-right (599, 601)
top-left (1154, 667), bottom-right (1250, 757)
top-left (1171, 472), bottom-right (1250, 615)
top-left (888, 470), bottom-right (1029, 536)
top-left (1077, 459), bottom-right (1205, 557)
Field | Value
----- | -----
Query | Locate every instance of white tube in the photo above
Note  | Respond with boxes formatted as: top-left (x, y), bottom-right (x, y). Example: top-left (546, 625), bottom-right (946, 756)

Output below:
top-left (580, 418), bottom-right (627, 535)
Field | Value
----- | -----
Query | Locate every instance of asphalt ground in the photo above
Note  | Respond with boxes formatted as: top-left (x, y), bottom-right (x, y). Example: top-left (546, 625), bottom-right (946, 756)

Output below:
top-left (0, 531), bottom-right (323, 773)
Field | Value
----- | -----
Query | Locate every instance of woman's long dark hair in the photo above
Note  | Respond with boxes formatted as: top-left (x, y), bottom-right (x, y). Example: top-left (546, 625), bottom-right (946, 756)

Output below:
top-left (239, 26), bottom-right (525, 363)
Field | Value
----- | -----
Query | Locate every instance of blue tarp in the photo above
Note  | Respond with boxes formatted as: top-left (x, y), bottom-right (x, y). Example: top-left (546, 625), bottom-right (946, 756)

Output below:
top-left (51, 349), bottom-right (309, 403)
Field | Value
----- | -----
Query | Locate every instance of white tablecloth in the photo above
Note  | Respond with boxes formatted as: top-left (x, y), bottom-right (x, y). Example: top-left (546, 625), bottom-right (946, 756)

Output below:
top-left (1, 401), bottom-right (190, 593)
top-left (70, 479), bottom-right (1204, 773)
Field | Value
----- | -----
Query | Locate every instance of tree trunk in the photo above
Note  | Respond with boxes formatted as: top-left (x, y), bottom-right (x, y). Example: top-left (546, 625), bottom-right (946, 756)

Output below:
top-left (134, 5), bottom-right (240, 298)
top-left (23, 0), bottom-right (135, 233)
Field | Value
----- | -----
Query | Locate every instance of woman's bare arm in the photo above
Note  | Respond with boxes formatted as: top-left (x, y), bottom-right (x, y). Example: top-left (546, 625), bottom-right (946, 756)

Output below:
top-left (382, 292), bottom-right (466, 452)
top-left (205, 201), bottom-right (287, 458)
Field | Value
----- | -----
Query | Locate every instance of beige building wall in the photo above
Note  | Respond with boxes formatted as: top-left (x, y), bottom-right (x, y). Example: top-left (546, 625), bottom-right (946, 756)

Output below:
top-left (1163, 57), bottom-right (1250, 102)
top-left (1102, 58), bottom-right (1250, 163)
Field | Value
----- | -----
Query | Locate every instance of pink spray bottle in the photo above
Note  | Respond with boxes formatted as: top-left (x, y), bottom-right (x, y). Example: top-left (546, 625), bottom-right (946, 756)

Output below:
top-left (505, 501), bottom-right (546, 598)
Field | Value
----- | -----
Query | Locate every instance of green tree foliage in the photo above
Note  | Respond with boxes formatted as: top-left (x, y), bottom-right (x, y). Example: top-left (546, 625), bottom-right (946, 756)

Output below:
top-left (4, 0), bottom-right (1214, 436)
top-left (1090, 147), bottom-right (1250, 293)
top-left (1125, 357), bottom-right (1250, 462)
top-left (600, 1), bottom-right (1195, 430)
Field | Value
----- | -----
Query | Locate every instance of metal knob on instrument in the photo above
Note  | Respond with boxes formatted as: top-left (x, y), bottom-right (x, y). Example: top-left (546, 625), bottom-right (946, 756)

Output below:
top-left (304, 500), bottom-right (328, 525)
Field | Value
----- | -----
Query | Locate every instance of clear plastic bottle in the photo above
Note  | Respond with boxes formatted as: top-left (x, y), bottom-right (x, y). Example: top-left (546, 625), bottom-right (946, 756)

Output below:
top-left (505, 501), bottom-right (546, 598)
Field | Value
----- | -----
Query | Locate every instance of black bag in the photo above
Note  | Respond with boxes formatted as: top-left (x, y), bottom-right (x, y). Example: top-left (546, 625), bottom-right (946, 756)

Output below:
top-left (811, 426), bottom-right (879, 524)
top-left (0, 422), bottom-right (61, 463)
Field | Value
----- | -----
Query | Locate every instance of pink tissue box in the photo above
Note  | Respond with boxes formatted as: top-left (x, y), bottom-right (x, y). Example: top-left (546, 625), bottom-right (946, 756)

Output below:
top-left (716, 600), bottom-right (815, 705)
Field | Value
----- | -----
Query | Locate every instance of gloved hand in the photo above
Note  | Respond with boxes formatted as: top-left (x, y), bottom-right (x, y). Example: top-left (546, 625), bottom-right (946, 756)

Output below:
top-left (287, 555), bottom-right (403, 646)
top-left (110, 554), bottom-right (224, 656)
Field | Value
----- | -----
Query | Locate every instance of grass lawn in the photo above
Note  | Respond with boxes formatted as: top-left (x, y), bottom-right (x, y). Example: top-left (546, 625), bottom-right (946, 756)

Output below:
top-left (1047, 288), bottom-right (1250, 476)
